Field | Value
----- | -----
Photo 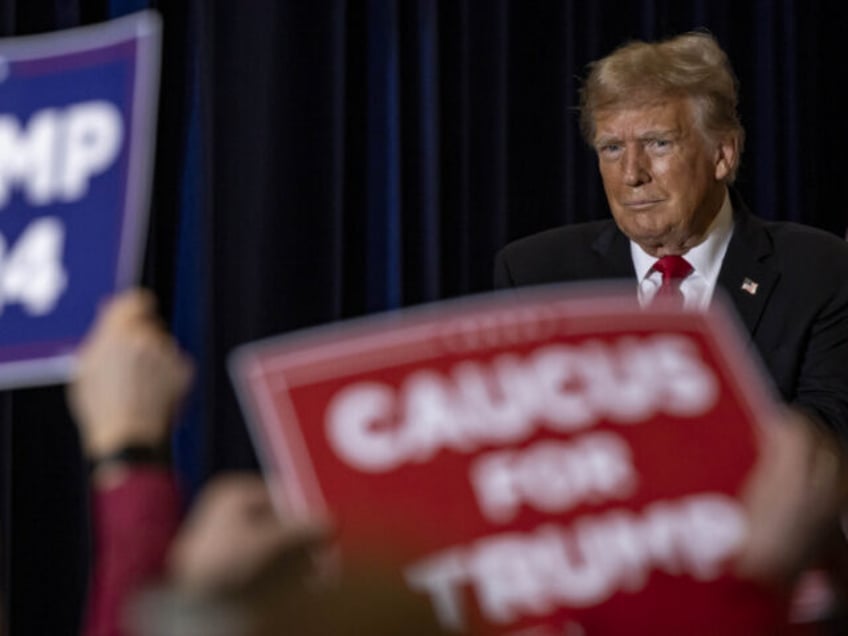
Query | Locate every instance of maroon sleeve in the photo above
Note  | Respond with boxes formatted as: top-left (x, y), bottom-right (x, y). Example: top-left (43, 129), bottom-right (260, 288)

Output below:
top-left (83, 468), bottom-right (182, 636)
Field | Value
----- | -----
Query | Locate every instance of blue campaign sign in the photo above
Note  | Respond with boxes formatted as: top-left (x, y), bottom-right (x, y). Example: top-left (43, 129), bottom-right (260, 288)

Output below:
top-left (0, 11), bottom-right (160, 388)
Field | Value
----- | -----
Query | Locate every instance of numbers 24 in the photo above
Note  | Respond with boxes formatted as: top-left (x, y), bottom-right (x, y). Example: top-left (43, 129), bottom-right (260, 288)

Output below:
top-left (0, 217), bottom-right (66, 316)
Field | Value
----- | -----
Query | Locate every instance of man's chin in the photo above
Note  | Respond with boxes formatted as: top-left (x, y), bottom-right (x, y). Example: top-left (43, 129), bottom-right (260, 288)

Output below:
top-left (621, 227), bottom-right (686, 256)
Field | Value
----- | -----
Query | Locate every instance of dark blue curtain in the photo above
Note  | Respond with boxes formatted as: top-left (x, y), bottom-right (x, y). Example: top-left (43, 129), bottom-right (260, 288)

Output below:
top-left (2, 1), bottom-right (848, 634)
top-left (190, 0), bottom-right (848, 485)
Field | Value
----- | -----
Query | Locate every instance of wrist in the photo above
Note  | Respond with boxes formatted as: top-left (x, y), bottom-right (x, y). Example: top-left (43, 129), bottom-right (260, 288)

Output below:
top-left (88, 443), bottom-right (172, 479)
top-left (81, 415), bottom-right (172, 460)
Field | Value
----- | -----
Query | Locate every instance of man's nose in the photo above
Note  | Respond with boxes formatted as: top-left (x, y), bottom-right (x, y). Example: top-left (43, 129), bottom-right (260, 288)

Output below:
top-left (622, 146), bottom-right (650, 186)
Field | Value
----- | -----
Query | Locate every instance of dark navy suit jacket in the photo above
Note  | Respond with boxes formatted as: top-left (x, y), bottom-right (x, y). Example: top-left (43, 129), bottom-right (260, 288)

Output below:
top-left (494, 191), bottom-right (848, 440)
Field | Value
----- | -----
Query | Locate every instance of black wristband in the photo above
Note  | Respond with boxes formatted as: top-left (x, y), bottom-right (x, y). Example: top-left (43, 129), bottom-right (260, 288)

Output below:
top-left (88, 444), bottom-right (171, 474)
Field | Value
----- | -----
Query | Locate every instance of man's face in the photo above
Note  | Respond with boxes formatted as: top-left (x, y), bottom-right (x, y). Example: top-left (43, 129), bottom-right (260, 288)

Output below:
top-left (593, 96), bottom-right (735, 257)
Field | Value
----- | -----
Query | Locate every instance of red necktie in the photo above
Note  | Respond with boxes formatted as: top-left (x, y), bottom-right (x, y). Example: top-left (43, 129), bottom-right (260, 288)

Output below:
top-left (652, 255), bottom-right (693, 307)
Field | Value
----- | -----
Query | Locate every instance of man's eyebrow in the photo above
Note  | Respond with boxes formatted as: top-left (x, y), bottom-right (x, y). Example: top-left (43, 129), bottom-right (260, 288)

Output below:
top-left (594, 128), bottom-right (682, 145)
top-left (637, 128), bottom-right (681, 139)
top-left (593, 134), bottom-right (622, 146)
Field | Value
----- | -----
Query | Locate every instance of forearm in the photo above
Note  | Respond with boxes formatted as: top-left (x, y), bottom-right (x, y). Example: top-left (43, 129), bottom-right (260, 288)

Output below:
top-left (83, 467), bottom-right (182, 636)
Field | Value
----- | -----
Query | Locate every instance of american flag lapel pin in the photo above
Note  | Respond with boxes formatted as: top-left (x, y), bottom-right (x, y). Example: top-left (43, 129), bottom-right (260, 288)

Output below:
top-left (741, 277), bottom-right (758, 295)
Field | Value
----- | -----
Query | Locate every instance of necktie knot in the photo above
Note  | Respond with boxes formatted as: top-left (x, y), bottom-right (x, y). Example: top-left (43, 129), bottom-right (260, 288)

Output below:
top-left (653, 255), bottom-right (693, 283)
top-left (651, 255), bottom-right (693, 306)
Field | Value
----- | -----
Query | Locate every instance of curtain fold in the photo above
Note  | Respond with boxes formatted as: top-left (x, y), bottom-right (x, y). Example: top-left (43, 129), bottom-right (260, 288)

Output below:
top-left (366, 0), bottom-right (403, 312)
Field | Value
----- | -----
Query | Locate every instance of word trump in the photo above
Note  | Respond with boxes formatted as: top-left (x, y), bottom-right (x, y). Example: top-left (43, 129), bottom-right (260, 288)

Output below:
top-left (326, 335), bottom-right (718, 472)
top-left (406, 494), bottom-right (746, 631)
top-left (0, 100), bottom-right (123, 208)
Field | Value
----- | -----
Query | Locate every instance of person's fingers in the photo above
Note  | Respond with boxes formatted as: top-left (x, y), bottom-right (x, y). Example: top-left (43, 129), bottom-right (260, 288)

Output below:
top-left (167, 473), bottom-right (328, 594)
top-left (735, 410), bottom-right (847, 583)
top-left (69, 288), bottom-right (194, 459)
top-left (93, 288), bottom-right (158, 331)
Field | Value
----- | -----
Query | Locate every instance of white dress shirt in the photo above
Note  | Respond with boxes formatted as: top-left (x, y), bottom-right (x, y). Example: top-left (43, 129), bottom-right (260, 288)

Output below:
top-left (631, 190), bottom-right (735, 311)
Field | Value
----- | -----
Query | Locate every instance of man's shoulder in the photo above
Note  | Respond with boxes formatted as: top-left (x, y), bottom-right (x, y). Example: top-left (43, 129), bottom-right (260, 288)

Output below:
top-left (767, 219), bottom-right (846, 245)
top-left (755, 217), bottom-right (848, 268)
top-left (500, 219), bottom-right (615, 256)
top-left (494, 219), bottom-right (623, 287)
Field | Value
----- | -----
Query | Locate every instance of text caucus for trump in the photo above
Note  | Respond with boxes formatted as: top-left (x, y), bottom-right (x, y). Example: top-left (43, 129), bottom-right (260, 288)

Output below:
top-left (231, 287), bottom-right (776, 635)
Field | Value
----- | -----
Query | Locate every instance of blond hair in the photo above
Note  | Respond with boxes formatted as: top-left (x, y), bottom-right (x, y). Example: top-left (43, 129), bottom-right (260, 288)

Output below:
top-left (579, 32), bottom-right (744, 179)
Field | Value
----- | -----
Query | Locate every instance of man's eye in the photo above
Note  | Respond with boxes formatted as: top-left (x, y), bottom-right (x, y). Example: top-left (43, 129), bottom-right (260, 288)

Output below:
top-left (598, 143), bottom-right (622, 156)
top-left (649, 138), bottom-right (672, 150)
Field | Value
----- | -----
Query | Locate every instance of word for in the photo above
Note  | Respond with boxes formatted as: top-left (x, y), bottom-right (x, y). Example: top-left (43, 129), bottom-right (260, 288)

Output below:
top-left (406, 494), bottom-right (745, 631)
top-left (0, 100), bottom-right (123, 208)
top-left (470, 433), bottom-right (636, 523)
top-left (0, 217), bottom-right (66, 315)
top-left (325, 335), bottom-right (717, 472)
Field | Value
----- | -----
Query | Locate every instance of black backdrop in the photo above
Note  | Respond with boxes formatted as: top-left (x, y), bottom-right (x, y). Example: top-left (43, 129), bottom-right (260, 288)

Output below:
top-left (2, 1), bottom-right (847, 634)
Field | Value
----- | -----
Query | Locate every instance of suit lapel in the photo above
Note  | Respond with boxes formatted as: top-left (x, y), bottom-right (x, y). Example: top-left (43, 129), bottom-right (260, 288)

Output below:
top-left (716, 193), bottom-right (779, 336)
top-left (585, 203), bottom-right (779, 338)
top-left (592, 221), bottom-right (637, 278)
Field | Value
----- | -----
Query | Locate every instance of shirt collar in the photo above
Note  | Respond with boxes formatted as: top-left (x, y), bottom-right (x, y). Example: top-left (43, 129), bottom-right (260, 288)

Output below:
top-left (630, 188), bottom-right (734, 282)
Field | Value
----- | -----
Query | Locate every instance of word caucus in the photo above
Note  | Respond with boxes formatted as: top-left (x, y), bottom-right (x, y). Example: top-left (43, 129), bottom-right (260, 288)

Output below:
top-left (325, 334), bottom-right (719, 473)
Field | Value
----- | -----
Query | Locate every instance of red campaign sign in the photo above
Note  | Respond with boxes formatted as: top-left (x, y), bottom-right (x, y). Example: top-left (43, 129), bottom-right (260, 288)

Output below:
top-left (230, 286), bottom-right (784, 635)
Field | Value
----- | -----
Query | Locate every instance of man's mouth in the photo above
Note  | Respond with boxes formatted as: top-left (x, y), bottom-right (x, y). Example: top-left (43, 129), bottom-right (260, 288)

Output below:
top-left (622, 199), bottom-right (664, 209)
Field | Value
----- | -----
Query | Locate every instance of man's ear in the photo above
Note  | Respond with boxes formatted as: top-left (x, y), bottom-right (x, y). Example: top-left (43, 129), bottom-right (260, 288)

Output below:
top-left (714, 135), bottom-right (738, 181)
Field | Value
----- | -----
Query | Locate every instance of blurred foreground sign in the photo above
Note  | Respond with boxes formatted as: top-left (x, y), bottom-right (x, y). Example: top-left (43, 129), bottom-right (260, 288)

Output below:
top-left (0, 11), bottom-right (160, 388)
top-left (231, 286), bottom-right (782, 634)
